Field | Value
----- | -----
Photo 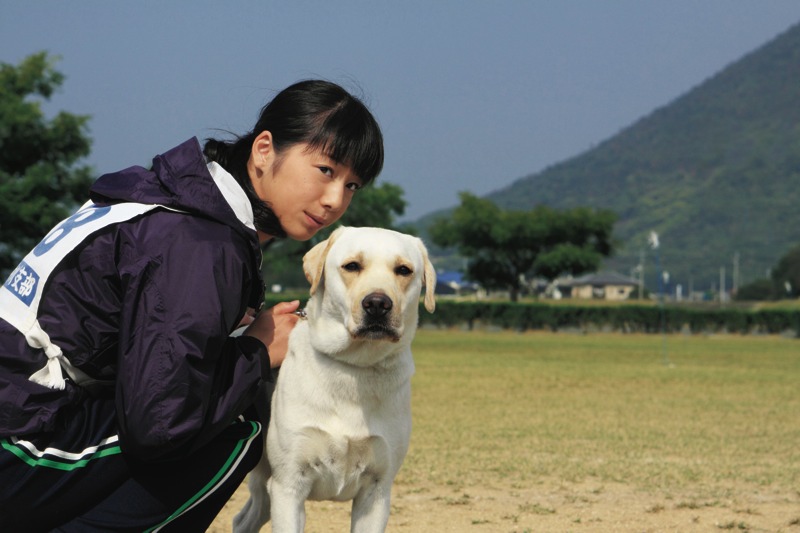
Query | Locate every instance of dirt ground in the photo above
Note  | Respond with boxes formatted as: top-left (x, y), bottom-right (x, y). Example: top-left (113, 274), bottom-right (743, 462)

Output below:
top-left (210, 477), bottom-right (800, 532)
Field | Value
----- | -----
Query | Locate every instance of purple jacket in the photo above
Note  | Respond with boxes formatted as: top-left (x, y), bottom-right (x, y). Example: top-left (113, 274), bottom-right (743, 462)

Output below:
top-left (0, 138), bottom-right (270, 462)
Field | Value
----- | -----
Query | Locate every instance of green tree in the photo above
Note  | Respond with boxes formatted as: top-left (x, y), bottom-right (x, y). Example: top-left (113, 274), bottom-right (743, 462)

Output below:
top-left (736, 243), bottom-right (800, 301)
top-left (734, 278), bottom-right (774, 301)
top-left (770, 243), bottom-right (800, 299)
top-left (263, 181), bottom-right (408, 290)
top-left (429, 192), bottom-right (616, 301)
top-left (0, 52), bottom-right (93, 274)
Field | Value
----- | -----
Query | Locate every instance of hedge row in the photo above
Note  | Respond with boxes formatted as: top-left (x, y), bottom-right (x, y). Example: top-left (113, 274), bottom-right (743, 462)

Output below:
top-left (264, 295), bottom-right (800, 336)
top-left (415, 301), bottom-right (800, 336)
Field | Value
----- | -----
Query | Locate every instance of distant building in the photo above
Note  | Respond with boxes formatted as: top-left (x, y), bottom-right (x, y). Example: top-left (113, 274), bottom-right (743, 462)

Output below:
top-left (435, 271), bottom-right (480, 295)
top-left (568, 272), bottom-right (638, 300)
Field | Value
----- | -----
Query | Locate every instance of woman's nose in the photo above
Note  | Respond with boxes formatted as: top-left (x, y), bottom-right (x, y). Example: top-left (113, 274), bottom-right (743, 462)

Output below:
top-left (321, 182), bottom-right (346, 211)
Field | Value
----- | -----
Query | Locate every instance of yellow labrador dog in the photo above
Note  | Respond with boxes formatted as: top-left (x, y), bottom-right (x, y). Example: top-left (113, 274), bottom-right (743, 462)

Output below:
top-left (234, 226), bottom-right (436, 533)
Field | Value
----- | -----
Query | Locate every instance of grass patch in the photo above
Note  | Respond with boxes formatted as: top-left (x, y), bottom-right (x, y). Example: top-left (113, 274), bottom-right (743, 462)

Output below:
top-left (400, 330), bottom-right (800, 496)
top-left (519, 502), bottom-right (556, 515)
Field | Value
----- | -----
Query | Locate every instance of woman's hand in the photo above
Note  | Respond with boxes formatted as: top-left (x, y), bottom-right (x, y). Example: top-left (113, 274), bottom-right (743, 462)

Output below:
top-left (242, 300), bottom-right (301, 368)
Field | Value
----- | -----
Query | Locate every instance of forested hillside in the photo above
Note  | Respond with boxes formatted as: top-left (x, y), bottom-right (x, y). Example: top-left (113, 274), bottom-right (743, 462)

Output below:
top-left (455, 23), bottom-right (800, 293)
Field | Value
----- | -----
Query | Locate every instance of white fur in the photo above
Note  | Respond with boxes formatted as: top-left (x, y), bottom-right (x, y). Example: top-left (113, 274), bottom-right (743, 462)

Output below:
top-left (233, 227), bottom-right (436, 533)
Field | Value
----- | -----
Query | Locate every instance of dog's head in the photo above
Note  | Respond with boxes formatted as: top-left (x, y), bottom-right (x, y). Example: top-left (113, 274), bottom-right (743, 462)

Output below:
top-left (302, 227), bottom-right (435, 359)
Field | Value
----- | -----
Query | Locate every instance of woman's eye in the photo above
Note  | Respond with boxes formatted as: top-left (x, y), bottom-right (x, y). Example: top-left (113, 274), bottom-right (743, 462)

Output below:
top-left (319, 166), bottom-right (333, 177)
top-left (343, 262), bottom-right (361, 273)
top-left (346, 182), bottom-right (361, 192)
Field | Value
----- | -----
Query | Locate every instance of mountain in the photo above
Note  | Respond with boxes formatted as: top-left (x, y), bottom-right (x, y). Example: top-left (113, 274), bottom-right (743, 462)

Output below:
top-left (425, 23), bottom-right (800, 294)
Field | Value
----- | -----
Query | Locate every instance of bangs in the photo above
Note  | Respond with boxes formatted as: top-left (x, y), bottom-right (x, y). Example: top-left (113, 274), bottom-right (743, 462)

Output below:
top-left (307, 101), bottom-right (384, 185)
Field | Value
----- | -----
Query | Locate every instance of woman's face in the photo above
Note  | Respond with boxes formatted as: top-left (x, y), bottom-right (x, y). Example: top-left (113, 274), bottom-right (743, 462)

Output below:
top-left (248, 131), bottom-right (362, 242)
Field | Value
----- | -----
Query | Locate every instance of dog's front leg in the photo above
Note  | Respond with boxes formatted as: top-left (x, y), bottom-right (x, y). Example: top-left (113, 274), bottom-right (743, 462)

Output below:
top-left (350, 480), bottom-right (392, 533)
top-left (268, 475), bottom-right (309, 533)
top-left (232, 452), bottom-right (271, 533)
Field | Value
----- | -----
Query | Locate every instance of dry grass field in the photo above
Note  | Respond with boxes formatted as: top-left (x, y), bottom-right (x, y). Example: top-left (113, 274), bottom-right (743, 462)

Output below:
top-left (211, 330), bottom-right (800, 532)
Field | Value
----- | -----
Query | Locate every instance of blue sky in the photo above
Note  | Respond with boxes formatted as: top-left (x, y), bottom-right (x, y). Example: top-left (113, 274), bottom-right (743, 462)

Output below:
top-left (3, 1), bottom-right (800, 220)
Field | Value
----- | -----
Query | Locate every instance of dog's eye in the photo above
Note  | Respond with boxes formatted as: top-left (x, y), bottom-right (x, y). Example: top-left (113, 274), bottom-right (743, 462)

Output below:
top-left (342, 262), bottom-right (362, 273)
top-left (395, 265), bottom-right (413, 277)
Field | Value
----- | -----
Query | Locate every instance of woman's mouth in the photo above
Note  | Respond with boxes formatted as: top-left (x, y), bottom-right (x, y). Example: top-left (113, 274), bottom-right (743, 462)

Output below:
top-left (305, 212), bottom-right (325, 228)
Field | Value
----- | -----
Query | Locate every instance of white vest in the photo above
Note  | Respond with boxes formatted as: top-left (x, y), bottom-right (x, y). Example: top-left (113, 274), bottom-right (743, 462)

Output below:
top-left (0, 161), bottom-right (254, 391)
top-left (0, 201), bottom-right (165, 390)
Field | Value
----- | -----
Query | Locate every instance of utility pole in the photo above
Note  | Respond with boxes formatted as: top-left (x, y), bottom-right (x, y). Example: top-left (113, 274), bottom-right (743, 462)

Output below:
top-left (649, 232), bottom-right (670, 366)
top-left (639, 248), bottom-right (645, 299)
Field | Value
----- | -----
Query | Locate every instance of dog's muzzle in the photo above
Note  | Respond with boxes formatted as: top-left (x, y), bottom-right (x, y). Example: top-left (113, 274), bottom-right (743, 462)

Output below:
top-left (355, 292), bottom-right (399, 341)
top-left (362, 293), bottom-right (392, 317)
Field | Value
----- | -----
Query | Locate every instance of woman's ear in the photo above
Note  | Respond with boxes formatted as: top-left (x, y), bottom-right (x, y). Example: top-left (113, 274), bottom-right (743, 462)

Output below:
top-left (251, 130), bottom-right (274, 173)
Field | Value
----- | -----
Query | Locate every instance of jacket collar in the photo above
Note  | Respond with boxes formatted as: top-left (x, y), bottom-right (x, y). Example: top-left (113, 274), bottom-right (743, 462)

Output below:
top-left (207, 161), bottom-right (255, 231)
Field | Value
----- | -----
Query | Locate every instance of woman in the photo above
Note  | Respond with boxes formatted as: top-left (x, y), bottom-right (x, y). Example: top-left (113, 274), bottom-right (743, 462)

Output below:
top-left (0, 79), bottom-right (384, 531)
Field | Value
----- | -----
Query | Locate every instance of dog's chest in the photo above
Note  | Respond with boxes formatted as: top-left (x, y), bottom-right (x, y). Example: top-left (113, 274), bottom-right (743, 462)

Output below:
top-left (300, 429), bottom-right (390, 502)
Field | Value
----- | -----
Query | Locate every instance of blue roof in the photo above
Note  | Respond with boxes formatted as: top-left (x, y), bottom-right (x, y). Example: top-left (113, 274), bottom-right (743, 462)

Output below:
top-left (569, 271), bottom-right (638, 286)
top-left (437, 271), bottom-right (466, 284)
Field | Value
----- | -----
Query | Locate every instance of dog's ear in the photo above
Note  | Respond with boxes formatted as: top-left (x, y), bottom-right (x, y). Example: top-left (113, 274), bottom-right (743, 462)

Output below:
top-left (303, 227), bottom-right (345, 295)
top-left (416, 238), bottom-right (437, 313)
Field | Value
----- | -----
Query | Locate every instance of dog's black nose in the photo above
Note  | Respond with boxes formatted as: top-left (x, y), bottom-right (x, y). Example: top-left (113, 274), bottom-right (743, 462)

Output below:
top-left (362, 293), bottom-right (393, 317)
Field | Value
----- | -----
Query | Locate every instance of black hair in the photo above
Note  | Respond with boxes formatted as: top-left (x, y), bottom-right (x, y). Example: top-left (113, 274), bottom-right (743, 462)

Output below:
top-left (203, 80), bottom-right (384, 238)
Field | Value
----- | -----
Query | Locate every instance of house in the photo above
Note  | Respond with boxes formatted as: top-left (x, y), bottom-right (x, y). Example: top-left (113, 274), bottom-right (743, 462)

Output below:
top-left (568, 272), bottom-right (638, 300)
top-left (435, 271), bottom-right (479, 295)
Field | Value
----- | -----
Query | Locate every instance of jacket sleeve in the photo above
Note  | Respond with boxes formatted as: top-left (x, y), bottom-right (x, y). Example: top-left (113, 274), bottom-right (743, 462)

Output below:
top-left (114, 212), bottom-right (269, 462)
